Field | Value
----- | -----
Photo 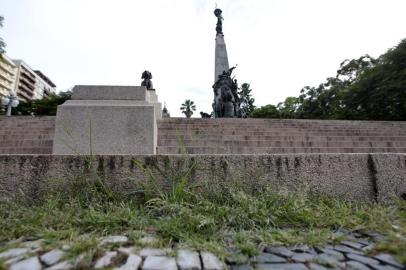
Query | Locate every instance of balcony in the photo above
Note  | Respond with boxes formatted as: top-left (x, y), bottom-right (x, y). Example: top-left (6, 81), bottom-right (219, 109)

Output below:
top-left (17, 89), bottom-right (32, 101)
top-left (21, 71), bottom-right (36, 84)
top-left (0, 64), bottom-right (16, 75)
top-left (20, 78), bottom-right (35, 90)
top-left (0, 71), bottom-right (14, 83)
top-left (19, 83), bottom-right (35, 97)
top-left (0, 80), bottom-right (13, 91)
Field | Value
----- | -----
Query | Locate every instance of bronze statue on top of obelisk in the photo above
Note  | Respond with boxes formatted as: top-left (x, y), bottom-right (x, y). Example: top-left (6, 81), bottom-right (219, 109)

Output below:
top-left (214, 8), bottom-right (223, 35)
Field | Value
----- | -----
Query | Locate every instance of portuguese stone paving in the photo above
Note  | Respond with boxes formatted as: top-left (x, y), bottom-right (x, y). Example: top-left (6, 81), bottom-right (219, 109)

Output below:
top-left (0, 231), bottom-right (404, 270)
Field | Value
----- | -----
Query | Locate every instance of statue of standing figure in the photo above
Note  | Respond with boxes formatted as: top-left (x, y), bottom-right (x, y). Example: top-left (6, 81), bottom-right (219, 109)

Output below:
top-left (214, 8), bottom-right (223, 35)
top-left (141, 70), bottom-right (154, 90)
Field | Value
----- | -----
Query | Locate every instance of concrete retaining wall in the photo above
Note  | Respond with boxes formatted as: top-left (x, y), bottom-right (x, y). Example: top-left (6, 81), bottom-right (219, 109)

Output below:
top-left (0, 154), bottom-right (405, 202)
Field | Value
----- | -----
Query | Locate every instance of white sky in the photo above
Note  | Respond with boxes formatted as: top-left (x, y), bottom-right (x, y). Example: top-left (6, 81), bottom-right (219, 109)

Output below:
top-left (1, 0), bottom-right (406, 116)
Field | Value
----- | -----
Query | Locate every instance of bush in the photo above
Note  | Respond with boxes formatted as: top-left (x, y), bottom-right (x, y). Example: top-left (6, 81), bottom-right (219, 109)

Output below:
top-left (12, 91), bottom-right (72, 116)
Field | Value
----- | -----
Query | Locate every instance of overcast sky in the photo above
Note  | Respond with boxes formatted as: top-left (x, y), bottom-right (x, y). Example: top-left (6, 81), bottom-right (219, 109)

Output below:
top-left (1, 0), bottom-right (406, 116)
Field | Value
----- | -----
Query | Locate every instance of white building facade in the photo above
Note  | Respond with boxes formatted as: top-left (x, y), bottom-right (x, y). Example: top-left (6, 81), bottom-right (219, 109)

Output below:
top-left (0, 54), bottom-right (18, 98)
top-left (12, 60), bottom-right (56, 101)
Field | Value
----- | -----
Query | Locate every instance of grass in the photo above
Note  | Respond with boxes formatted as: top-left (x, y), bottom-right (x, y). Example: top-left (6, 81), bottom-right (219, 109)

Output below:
top-left (0, 171), bottom-right (405, 264)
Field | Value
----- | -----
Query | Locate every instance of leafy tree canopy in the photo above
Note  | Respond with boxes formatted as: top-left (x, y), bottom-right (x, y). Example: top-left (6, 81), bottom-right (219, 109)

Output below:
top-left (250, 104), bottom-right (278, 118)
top-left (252, 38), bottom-right (406, 121)
top-left (0, 16), bottom-right (6, 55)
top-left (11, 91), bottom-right (72, 116)
top-left (238, 83), bottom-right (256, 117)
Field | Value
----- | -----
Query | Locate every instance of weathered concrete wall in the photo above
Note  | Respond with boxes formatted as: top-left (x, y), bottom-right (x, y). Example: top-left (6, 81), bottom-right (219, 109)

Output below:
top-left (0, 154), bottom-right (405, 202)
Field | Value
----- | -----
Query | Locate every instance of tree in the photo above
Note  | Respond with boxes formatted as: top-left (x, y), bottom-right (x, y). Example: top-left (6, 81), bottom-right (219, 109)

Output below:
top-left (180, 99), bottom-right (196, 118)
top-left (340, 40), bottom-right (406, 120)
top-left (277, 97), bottom-right (300, 119)
top-left (238, 83), bottom-right (255, 117)
top-left (0, 16), bottom-right (5, 55)
top-left (12, 91), bottom-right (72, 116)
top-left (256, 38), bottom-right (406, 121)
top-left (251, 104), bottom-right (279, 118)
top-left (297, 40), bottom-right (406, 121)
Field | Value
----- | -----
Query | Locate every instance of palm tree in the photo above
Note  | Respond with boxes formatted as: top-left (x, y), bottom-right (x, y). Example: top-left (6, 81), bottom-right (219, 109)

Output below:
top-left (180, 99), bottom-right (196, 118)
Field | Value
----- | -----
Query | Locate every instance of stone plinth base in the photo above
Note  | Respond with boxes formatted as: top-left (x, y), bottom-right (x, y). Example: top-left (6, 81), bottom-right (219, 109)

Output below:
top-left (52, 85), bottom-right (160, 155)
top-left (147, 90), bottom-right (162, 120)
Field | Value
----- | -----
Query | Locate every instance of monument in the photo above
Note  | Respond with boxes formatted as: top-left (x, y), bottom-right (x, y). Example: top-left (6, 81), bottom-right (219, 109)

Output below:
top-left (212, 8), bottom-right (241, 118)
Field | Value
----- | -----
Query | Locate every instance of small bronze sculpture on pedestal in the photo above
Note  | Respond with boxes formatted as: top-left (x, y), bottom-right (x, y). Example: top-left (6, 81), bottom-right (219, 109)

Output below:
top-left (141, 70), bottom-right (154, 90)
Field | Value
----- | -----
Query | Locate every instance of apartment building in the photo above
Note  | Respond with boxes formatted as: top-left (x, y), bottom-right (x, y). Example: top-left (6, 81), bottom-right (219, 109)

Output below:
top-left (13, 60), bottom-right (56, 101)
top-left (0, 54), bottom-right (18, 98)
top-left (34, 70), bottom-right (56, 99)
top-left (12, 60), bottom-right (37, 101)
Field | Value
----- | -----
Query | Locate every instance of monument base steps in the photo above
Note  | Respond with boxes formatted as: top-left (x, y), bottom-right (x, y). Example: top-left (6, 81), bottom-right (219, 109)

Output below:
top-left (157, 118), bottom-right (406, 154)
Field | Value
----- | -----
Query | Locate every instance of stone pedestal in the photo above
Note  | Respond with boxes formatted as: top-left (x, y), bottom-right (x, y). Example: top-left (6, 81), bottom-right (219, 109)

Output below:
top-left (52, 85), bottom-right (161, 155)
top-left (147, 90), bottom-right (162, 120)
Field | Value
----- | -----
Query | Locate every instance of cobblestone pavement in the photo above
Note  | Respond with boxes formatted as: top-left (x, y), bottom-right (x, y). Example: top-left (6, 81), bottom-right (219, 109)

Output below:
top-left (0, 231), bottom-right (404, 270)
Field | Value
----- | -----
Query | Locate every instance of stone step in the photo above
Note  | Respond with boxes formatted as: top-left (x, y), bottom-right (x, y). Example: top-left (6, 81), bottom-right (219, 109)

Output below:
top-left (158, 122), bottom-right (406, 128)
top-left (0, 134), bottom-right (54, 140)
top-left (0, 140), bottom-right (53, 148)
top-left (0, 128), bottom-right (55, 134)
top-left (0, 123), bottom-right (55, 127)
top-left (159, 118), bottom-right (406, 125)
top-left (158, 134), bottom-right (406, 142)
top-left (157, 139), bottom-right (406, 148)
top-left (157, 146), bottom-right (406, 154)
top-left (0, 147), bottom-right (52, 154)
top-left (158, 131), bottom-right (406, 137)
top-left (0, 120), bottom-right (55, 124)
top-left (0, 132), bottom-right (55, 137)
top-left (160, 125), bottom-right (406, 130)
top-left (0, 125), bottom-right (55, 130)
top-left (158, 128), bottom-right (406, 134)
top-left (158, 124), bottom-right (406, 129)
top-left (158, 121), bottom-right (406, 126)
top-left (0, 120), bottom-right (55, 126)
top-left (158, 123), bottom-right (406, 129)
top-left (0, 122), bottom-right (55, 126)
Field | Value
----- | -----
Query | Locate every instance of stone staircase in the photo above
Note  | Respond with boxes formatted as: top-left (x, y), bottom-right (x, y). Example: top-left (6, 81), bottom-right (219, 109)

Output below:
top-left (157, 118), bottom-right (406, 154)
top-left (1, 116), bottom-right (406, 155)
top-left (0, 116), bottom-right (55, 154)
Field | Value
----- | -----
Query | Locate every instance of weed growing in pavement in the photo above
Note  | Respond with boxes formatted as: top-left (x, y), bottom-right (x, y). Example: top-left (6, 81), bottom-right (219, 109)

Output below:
top-left (132, 131), bottom-right (198, 204)
top-left (0, 181), bottom-right (405, 262)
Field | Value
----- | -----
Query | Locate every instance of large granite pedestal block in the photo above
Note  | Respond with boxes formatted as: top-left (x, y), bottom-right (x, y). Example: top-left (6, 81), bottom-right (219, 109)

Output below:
top-left (147, 90), bottom-right (162, 120)
top-left (52, 86), bottom-right (160, 155)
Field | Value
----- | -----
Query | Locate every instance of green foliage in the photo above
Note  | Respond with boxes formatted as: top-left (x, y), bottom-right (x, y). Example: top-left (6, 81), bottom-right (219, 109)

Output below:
top-left (250, 104), bottom-right (279, 118)
top-left (180, 99), bottom-right (196, 118)
top-left (277, 97), bottom-right (300, 119)
top-left (12, 91), bottom-right (72, 116)
top-left (238, 83), bottom-right (256, 117)
top-left (297, 55), bottom-right (379, 120)
top-left (252, 38), bottom-right (406, 120)
top-left (0, 16), bottom-right (5, 55)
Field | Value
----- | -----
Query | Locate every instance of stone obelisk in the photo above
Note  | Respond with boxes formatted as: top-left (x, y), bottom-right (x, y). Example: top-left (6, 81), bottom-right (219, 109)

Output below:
top-left (214, 8), bottom-right (229, 83)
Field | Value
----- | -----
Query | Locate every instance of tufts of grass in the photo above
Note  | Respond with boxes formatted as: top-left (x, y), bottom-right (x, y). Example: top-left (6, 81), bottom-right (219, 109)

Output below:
top-left (0, 172), bottom-right (405, 263)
